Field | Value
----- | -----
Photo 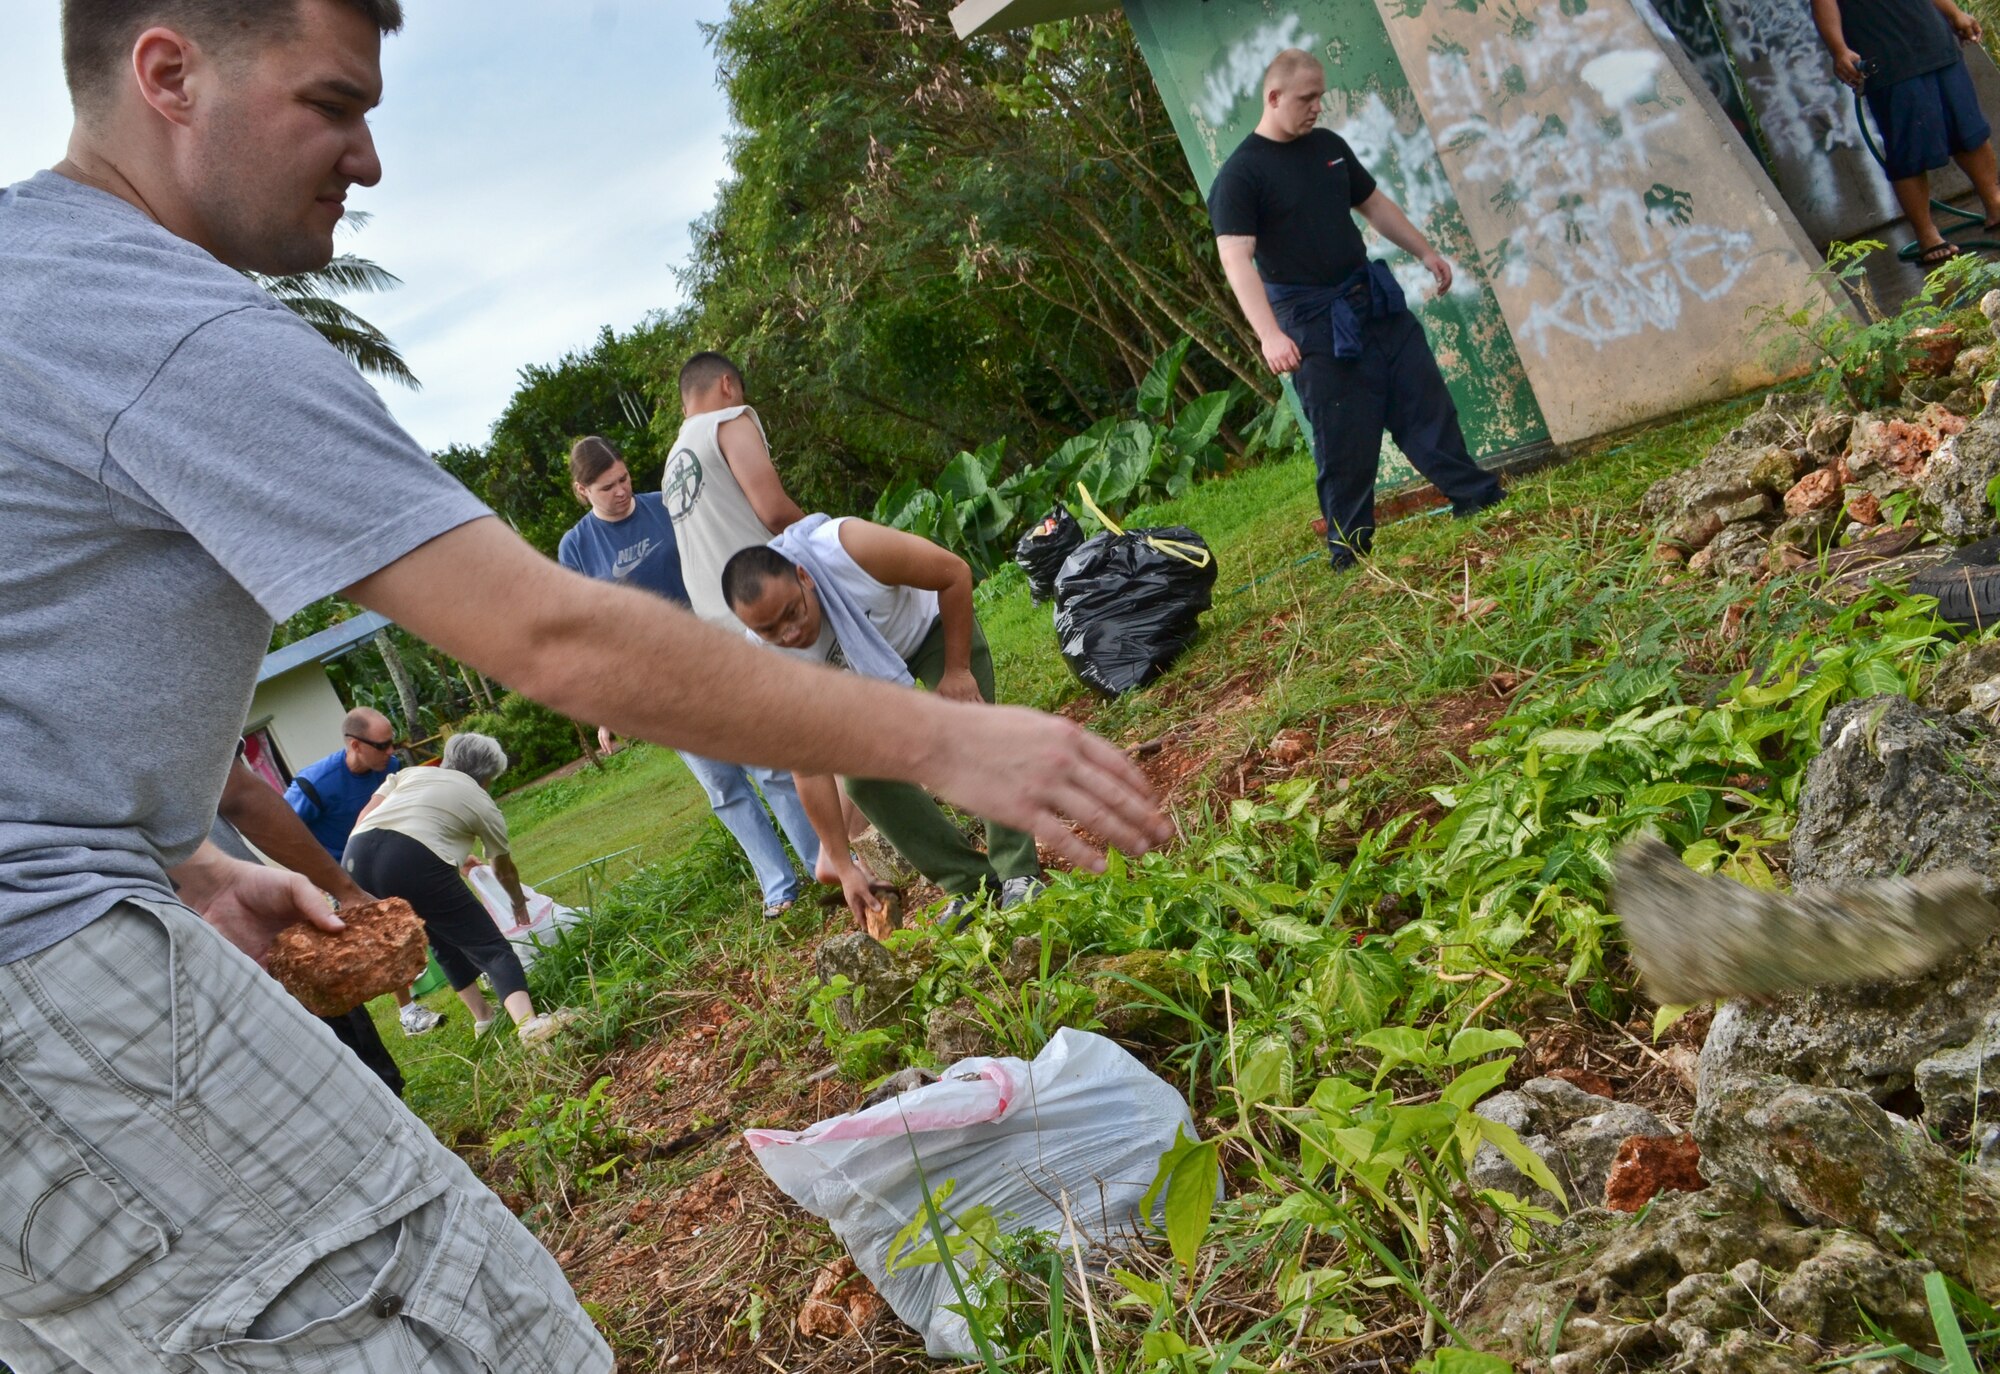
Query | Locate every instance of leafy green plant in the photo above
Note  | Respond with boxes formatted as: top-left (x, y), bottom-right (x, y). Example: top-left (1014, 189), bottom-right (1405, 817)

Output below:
top-left (456, 691), bottom-right (586, 791)
top-left (875, 337), bottom-right (1262, 578)
top-left (1755, 239), bottom-right (2000, 410)
top-left (488, 1075), bottom-right (627, 1205)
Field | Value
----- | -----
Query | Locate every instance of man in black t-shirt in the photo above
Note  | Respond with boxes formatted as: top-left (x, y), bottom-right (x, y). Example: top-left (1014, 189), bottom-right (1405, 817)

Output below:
top-left (1210, 48), bottom-right (1500, 571)
top-left (1813, 0), bottom-right (2000, 264)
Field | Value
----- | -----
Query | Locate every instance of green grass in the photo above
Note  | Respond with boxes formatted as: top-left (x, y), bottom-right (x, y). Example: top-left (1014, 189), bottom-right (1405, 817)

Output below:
top-left (381, 384), bottom-right (1995, 1371)
top-left (498, 741), bottom-right (723, 901)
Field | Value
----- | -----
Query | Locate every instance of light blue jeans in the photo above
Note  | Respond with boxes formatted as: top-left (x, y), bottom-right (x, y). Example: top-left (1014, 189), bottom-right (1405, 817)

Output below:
top-left (676, 752), bottom-right (820, 906)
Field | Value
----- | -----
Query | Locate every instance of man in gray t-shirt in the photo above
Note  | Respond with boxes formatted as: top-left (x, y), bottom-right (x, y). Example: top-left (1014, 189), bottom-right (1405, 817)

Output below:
top-left (2, 2), bottom-right (1164, 1367)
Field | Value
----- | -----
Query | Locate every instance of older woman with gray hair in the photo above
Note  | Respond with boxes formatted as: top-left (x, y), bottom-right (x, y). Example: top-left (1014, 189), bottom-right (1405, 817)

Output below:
top-left (346, 732), bottom-right (572, 1044)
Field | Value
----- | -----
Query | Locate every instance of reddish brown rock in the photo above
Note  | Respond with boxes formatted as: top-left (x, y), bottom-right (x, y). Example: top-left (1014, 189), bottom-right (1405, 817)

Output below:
top-left (1604, 1132), bottom-right (1707, 1213)
top-left (797, 1257), bottom-right (886, 1339)
top-left (1909, 326), bottom-right (1965, 379)
top-left (1783, 467), bottom-right (1843, 517)
top-left (267, 897), bottom-right (428, 1017)
top-left (1847, 489), bottom-right (1883, 526)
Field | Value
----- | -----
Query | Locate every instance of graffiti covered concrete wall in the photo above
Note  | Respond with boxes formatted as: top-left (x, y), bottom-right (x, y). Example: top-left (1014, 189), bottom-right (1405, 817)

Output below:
top-left (1370, 0), bottom-right (1836, 444)
top-left (1703, 2), bottom-right (2000, 244)
top-left (1123, 0), bottom-right (1549, 471)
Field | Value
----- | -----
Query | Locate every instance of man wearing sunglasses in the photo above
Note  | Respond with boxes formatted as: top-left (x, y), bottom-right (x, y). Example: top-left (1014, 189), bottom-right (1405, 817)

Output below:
top-left (281, 707), bottom-right (443, 1035)
top-left (282, 706), bottom-right (401, 861)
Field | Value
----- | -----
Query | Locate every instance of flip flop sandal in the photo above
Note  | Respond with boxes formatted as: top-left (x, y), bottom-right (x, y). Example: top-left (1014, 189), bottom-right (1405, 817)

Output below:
top-left (1916, 240), bottom-right (1963, 266)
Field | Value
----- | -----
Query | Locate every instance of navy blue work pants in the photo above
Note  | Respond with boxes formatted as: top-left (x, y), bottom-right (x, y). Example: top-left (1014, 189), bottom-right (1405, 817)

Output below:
top-left (1282, 308), bottom-right (1500, 566)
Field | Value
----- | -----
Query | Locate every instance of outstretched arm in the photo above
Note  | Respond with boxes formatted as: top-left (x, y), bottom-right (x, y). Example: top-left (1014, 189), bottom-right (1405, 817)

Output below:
top-left (217, 758), bottom-right (373, 908)
top-left (796, 772), bottom-right (886, 933)
top-left (716, 413), bottom-right (807, 534)
top-left (1355, 191), bottom-right (1451, 297)
top-left (345, 519), bottom-right (1169, 870)
top-left (835, 519), bottom-right (982, 704)
top-left (1216, 235), bottom-right (1301, 375)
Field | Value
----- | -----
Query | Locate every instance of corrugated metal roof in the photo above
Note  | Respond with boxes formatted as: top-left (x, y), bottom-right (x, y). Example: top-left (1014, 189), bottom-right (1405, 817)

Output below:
top-left (949, 0), bottom-right (1120, 39)
top-left (256, 610), bottom-right (393, 684)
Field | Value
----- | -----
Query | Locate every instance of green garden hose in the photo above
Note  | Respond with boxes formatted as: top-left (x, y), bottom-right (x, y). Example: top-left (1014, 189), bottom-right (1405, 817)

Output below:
top-left (1852, 84), bottom-right (2000, 260)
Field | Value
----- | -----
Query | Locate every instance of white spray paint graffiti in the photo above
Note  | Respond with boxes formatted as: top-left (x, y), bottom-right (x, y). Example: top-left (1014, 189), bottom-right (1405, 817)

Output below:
top-left (1332, 91), bottom-right (1476, 302)
top-left (1708, 0), bottom-right (1898, 229)
top-left (1420, 6), bottom-right (1758, 353)
top-left (1193, 15), bottom-right (1322, 127)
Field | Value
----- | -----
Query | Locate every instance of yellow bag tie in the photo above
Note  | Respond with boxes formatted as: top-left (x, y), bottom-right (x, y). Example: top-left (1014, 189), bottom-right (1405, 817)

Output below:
top-left (1075, 482), bottom-right (1212, 570)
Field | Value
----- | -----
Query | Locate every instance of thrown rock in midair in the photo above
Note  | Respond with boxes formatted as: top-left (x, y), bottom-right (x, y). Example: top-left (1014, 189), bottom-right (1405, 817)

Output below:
top-left (1613, 836), bottom-right (1997, 1004)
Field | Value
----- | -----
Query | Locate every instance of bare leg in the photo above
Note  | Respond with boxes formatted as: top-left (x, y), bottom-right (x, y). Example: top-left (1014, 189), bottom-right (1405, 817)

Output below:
top-left (1950, 140), bottom-right (2000, 223)
top-left (502, 989), bottom-right (535, 1025)
top-left (1891, 171), bottom-right (1946, 247)
top-left (456, 983), bottom-right (494, 1024)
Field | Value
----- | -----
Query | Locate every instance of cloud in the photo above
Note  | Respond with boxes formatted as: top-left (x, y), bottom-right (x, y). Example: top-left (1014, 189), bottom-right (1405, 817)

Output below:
top-left (0, 0), bottom-right (738, 455)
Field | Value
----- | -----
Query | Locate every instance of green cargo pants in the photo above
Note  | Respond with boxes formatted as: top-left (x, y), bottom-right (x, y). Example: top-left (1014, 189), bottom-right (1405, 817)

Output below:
top-left (844, 616), bottom-right (1042, 896)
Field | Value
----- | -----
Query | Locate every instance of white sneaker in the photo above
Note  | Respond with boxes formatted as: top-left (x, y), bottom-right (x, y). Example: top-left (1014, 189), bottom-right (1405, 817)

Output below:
top-left (516, 1009), bottom-right (580, 1046)
top-left (998, 876), bottom-right (1046, 911)
top-left (472, 1017), bottom-right (496, 1039)
top-left (398, 1003), bottom-right (443, 1037)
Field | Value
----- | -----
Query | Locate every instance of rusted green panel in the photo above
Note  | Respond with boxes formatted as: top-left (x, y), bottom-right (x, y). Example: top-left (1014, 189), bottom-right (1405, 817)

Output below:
top-left (1122, 0), bottom-right (1550, 472)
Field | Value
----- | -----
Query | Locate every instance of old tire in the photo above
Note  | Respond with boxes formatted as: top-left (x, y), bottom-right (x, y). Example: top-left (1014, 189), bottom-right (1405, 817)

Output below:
top-left (1910, 535), bottom-right (2000, 628)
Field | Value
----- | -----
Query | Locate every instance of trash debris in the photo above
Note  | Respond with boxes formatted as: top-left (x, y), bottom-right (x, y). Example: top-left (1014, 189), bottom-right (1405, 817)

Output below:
top-left (465, 862), bottom-right (583, 972)
top-left (1014, 504), bottom-right (1083, 604)
top-left (745, 1027), bottom-right (1210, 1356)
top-left (1612, 835), bottom-right (1998, 1004)
top-left (1054, 519), bottom-right (1216, 696)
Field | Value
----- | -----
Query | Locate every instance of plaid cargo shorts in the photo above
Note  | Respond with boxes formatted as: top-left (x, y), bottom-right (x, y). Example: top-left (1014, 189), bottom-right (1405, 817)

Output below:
top-left (0, 899), bottom-right (610, 1373)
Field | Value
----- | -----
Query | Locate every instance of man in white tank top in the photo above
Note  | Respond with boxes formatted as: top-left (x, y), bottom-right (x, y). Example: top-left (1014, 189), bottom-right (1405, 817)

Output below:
top-left (722, 517), bottom-right (1044, 934)
top-left (652, 356), bottom-right (823, 915)
top-left (662, 352), bottom-right (806, 625)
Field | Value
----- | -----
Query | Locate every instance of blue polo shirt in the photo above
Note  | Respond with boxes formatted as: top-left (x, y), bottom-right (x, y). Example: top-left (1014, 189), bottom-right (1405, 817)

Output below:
top-left (556, 492), bottom-right (691, 606)
top-left (283, 749), bottom-right (400, 860)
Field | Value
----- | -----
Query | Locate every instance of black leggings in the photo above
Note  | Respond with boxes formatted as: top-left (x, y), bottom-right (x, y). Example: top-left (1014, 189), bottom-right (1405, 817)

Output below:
top-left (344, 828), bottom-right (530, 1002)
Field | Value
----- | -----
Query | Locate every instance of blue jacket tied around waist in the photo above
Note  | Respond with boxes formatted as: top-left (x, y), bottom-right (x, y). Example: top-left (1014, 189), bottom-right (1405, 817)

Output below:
top-left (1265, 260), bottom-right (1407, 359)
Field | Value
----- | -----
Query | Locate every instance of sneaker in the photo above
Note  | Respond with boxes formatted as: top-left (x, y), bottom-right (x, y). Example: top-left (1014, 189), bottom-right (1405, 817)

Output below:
top-left (473, 1017), bottom-right (497, 1039)
top-left (936, 897), bottom-right (973, 932)
top-left (1452, 489), bottom-right (1505, 518)
top-left (762, 899), bottom-right (795, 920)
top-left (398, 1003), bottom-right (443, 1037)
top-left (517, 1009), bottom-right (581, 1046)
top-left (997, 876), bottom-right (1046, 911)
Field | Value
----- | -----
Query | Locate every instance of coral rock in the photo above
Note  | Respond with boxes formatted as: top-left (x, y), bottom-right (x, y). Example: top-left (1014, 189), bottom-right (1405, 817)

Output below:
top-left (1782, 467), bottom-right (1842, 517)
top-left (1604, 1132), bottom-right (1706, 1212)
top-left (798, 1257), bottom-right (886, 1339)
top-left (1846, 489), bottom-right (1882, 525)
top-left (267, 897), bottom-right (428, 1018)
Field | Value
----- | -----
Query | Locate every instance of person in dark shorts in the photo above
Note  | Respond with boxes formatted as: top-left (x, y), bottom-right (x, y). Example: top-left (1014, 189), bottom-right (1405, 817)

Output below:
top-left (345, 732), bottom-right (573, 1045)
top-left (1814, 0), bottom-right (2000, 264)
top-left (1209, 47), bottom-right (1501, 572)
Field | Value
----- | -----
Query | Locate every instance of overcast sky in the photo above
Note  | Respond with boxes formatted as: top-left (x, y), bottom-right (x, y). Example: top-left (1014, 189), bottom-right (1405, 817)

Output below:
top-left (0, 0), bottom-right (735, 453)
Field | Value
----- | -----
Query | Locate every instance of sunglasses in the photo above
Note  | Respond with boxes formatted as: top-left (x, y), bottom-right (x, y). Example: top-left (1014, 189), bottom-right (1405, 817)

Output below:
top-left (346, 733), bottom-right (399, 752)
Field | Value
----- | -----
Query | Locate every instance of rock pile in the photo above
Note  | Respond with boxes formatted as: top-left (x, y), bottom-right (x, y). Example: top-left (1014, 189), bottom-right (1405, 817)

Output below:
top-left (1462, 660), bottom-right (2000, 1369)
top-left (1644, 293), bottom-right (2000, 583)
top-left (1645, 390), bottom-right (1983, 581)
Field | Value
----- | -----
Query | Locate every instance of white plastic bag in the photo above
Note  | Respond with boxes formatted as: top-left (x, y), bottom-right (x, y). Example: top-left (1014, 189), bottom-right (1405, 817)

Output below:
top-left (746, 1027), bottom-right (1210, 1356)
top-left (463, 863), bottom-right (582, 972)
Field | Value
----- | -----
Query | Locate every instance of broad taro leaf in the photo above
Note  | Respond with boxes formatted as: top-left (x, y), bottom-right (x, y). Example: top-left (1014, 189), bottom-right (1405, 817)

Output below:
top-left (1138, 336), bottom-right (1192, 421)
top-left (1076, 419), bottom-right (1154, 511)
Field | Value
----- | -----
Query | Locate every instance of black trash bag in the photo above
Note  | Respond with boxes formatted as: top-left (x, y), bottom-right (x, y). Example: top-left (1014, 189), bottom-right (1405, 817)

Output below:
top-left (1015, 505), bottom-right (1084, 604)
top-left (1053, 526), bottom-right (1218, 696)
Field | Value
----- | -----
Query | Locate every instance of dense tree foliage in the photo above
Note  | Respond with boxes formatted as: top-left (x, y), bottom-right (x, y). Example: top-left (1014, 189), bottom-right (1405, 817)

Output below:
top-left (429, 4), bottom-right (1260, 561)
top-left (285, 3), bottom-right (1278, 768)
